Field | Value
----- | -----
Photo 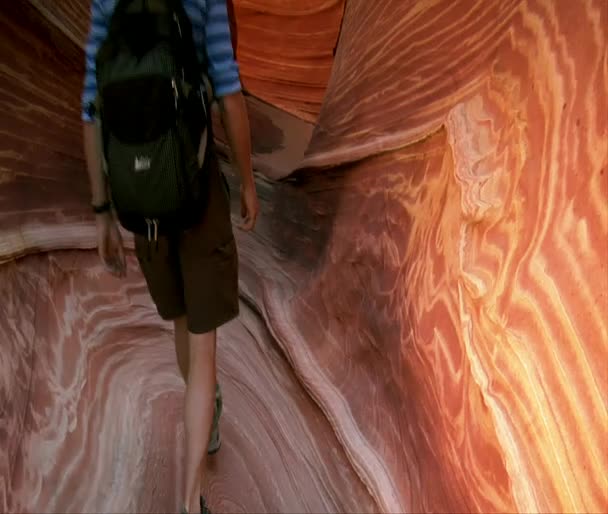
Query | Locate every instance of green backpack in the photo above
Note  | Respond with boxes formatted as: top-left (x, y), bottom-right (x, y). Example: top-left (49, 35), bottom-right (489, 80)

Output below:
top-left (94, 0), bottom-right (212, 241)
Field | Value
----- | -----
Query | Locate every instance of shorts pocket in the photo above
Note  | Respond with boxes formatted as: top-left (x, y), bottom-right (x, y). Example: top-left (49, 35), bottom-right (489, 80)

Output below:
top-left (212, 237), bottom-right (237, 262)
top-left (182, 236), bottom-right (239, 333)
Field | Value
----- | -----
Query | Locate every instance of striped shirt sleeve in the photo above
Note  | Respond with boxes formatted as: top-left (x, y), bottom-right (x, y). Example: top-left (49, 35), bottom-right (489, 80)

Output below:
top-left (81, 0), bottom-right (108, 122)
top-left (204, 0), bottom-right (241, 97)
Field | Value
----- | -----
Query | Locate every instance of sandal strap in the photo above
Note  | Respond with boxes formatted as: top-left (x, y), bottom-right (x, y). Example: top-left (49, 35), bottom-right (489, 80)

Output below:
top-left (200, 495), bottom-right (212, 514)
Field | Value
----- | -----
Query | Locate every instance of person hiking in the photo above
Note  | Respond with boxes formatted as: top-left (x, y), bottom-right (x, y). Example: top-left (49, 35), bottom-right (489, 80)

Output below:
top-left (80, 0), bottom-right (258, 512)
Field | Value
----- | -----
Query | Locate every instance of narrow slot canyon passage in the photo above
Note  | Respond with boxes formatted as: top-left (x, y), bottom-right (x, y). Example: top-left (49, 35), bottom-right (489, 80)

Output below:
top-left (1, 1), bottom-right (606, 513)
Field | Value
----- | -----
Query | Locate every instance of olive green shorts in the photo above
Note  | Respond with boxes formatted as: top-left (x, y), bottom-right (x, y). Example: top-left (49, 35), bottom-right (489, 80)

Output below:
top-left (134, 159), bottom-right (239, 334)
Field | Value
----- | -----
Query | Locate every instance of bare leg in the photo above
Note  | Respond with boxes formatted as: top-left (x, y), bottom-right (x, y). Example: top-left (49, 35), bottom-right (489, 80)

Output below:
top-left (174, 316), bottom-right (189, 382)
top-left (175, 317), bottom-right (221, 511)
top-left (182, 328), bottom-right (217, 513)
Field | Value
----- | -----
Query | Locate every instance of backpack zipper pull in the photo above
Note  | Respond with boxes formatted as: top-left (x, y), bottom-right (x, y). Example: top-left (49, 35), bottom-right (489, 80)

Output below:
top-left (172, 78), bottom-right (179, 110)
top-left (173, 12), bottom-right (182, 38)
top-left (145, 218), bottom-right (152, 261)
top-left (154, 219), bottom-right (159, 250)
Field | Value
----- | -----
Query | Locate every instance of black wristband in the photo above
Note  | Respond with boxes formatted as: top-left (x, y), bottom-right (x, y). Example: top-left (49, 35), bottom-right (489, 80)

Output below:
top-left (92, 200), bottom-right (111, 214)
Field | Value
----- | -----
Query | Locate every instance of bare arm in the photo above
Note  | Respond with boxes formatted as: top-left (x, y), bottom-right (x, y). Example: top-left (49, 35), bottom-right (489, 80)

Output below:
top-left (203, 0), bottom-right (258, 229)
top-left (83, 120), bottom-right (126, 277)
top-left (82, 0), bottom-right (109, 208)
top-left (83, 121), bottom-right (108, 206)
top-left (218, 91), bottom-right (254, 190)
top-left (218, 91), bottom-right (258, 229)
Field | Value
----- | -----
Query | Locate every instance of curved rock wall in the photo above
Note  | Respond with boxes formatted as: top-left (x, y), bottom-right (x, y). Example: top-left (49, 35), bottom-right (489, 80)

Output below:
top-left (290, 1), bottom-right (608, 512)
top-left (230, 0), bottom-right (345, 120)
top-left (1, 1), bottom-right (606, 513)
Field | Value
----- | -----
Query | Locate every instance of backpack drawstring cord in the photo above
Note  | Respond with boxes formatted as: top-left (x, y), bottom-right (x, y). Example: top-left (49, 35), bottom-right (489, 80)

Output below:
top-left (145, 218), bottom-right (152, 261)
top-left (153, 220), bottom-right (159, 251)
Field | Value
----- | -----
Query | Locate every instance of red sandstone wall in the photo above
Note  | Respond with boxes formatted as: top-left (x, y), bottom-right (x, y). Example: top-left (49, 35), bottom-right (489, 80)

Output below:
top-left (229, 0), bottom-right (345, 120)
top-left (286, 1), bottom-right (608, 512)
top-left (1, 0), bottom-right (606, 513)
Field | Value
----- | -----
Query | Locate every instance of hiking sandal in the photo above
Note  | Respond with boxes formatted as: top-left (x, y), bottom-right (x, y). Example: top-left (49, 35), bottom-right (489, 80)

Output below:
top-left (200, 495), bottom-right (212, 514)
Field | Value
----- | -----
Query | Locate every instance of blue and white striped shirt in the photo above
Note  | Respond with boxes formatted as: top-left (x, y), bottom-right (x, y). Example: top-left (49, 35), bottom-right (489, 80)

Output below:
top-left (81, 0), bottom-right (241, 122)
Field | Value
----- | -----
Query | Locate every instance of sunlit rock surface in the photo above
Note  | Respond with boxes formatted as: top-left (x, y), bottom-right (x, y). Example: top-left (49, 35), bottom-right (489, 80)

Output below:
top-left (1, 1), bottom-right (607, 513)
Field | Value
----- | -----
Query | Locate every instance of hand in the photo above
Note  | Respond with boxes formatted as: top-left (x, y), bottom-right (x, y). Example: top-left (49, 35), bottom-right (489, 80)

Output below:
top-left (96, 212), bottom-right (126, 277)
top-left (238, 182), bottom-right (259, 231)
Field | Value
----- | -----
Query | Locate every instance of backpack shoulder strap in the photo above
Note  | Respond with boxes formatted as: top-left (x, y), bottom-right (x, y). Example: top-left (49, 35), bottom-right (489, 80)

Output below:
top-left (163, 0), bottom-right (205, 78)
